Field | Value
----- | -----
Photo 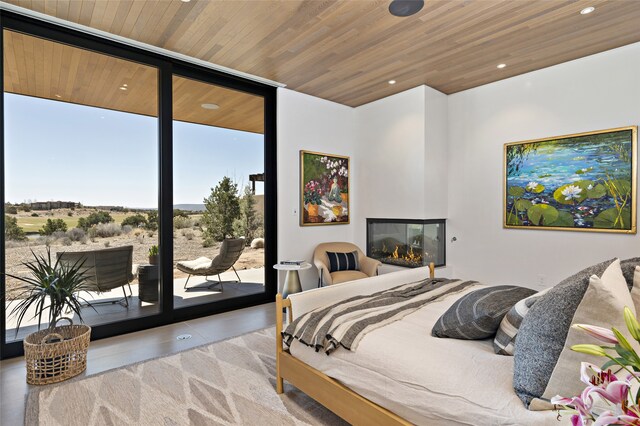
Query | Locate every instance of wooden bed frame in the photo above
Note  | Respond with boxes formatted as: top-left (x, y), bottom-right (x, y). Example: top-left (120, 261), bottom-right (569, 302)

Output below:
top-left (275, 263), bottom-right (435, 426)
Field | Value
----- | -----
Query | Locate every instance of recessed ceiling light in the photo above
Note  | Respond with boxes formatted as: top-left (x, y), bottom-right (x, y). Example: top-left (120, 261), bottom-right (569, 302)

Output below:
top-left (119, 86), bottom-right (128, 91)
top-left (122, 83), bottom-right (128, 87)
top-left (54, 94), bottom-right (62, 98)
top-left (497, 63), bottom-right (507, 69)
top-left (201, 103), bottom-right (220, 110)
top-left (388, 80), bottom-right (396, 85)
top-left (580, 6), bottom-right (595, 15)
top-left (180, 0), bottom-right (191, 2)
top-left (389, 0), bottom-right (424, 17)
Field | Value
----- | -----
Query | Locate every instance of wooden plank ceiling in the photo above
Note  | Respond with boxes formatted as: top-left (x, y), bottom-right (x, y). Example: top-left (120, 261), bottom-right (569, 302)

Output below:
top-left (3, 31), bottom-right (264, 134)
top-left (4, 0), bottom-right (640, 107)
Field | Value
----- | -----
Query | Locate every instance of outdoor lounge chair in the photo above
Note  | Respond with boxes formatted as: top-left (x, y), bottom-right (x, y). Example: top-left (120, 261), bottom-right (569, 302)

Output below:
top-left (57, 245), bottom-right (134, 307)
top-left (177, 238), bottom-right (245, 290)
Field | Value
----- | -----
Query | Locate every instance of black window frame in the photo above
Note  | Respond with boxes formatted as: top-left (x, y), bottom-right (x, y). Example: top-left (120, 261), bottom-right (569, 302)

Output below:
top-left (0, 10), bottom-right (277, 359)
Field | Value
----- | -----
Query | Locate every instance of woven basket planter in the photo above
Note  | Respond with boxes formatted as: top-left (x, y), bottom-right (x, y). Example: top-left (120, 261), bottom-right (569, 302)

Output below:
top-left (23, 317), bottom-right (91, 385)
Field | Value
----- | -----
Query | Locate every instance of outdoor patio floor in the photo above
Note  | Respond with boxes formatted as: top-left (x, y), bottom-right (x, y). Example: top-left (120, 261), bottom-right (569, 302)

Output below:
top-left (5, 267), bottom-right (266, 342)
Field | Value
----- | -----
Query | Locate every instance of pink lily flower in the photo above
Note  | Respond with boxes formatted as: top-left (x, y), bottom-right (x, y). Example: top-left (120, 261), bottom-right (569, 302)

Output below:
top-left (551, 393), bottom-right (594, 425)
top-left (584, 381), bottom-right (630, 407)
top-left (593, 411), bottom-right (640, 425)
top-left (624, 409), bottom-right (640, 421)
top-left (581, 363), bottom-right (617, 386)
top-left (573, 324), bottom-right (619, 344)
top-left (577, 363), bottom-right (630, 407)
top-left (571, 414), bottom-right (588, 426)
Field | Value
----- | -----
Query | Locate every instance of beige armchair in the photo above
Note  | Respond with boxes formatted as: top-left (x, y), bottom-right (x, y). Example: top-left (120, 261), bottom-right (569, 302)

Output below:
top-left (313, 242), bottom-right (381, 287)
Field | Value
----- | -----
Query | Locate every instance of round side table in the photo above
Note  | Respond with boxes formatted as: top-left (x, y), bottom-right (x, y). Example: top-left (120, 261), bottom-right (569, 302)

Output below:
top-left (273, 262), bottom-right (312, 298)
top-left (138, 264), bottom-right (159, 303)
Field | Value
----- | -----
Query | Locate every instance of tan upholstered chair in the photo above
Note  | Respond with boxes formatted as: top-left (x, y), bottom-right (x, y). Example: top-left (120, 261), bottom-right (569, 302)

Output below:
top-left (177, 238), bottom-right (245, 290)
top-left (313, 242), bottom-right (381, 287)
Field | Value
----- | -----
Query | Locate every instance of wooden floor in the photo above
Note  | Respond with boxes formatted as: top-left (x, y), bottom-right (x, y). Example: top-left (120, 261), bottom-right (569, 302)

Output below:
top-left (0, 303), bottom-right (276, 426)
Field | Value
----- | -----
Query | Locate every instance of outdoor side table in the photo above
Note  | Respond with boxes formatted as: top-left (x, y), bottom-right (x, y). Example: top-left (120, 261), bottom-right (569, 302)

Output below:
top-left (273, 262), bottom-right (312, 299)
top-left (138, 264), bottom-right (159, 303)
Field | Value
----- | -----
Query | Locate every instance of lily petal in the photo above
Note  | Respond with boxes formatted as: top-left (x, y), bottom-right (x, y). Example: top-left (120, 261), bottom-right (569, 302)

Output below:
top-left (605, 381), bottom-right (630, 404)
top-left (571, 414), bottom-right (583, 426)
top-left (580, 362), bottom-right (603, 386)
top-left (583, 381), bottom-right (630, 406)
top-left (594, 413), bottom-right (640, 426)
top-left (552, 393), bottom-right (593, 418)
top-left (573, 324), bottom-right (619, 344)
top-left (593, 412), bottom-right (617, 426)
top-left (552, 395), bottom-right (577, 406)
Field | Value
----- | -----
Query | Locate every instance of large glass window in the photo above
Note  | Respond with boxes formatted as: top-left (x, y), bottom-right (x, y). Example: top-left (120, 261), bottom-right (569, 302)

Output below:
top-left (172, 75), bottom-right (266, 308)
top-left (3, 30), bottom-right (161, 342)
top-left (0, 15), bottom-right (276, 359)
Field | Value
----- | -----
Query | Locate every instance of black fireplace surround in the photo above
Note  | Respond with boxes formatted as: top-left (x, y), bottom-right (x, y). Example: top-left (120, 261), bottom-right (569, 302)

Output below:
top-left (366, 218), bottom-right (446, 268)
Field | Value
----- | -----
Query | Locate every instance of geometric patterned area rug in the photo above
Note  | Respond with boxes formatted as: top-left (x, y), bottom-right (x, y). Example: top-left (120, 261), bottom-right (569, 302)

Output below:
top-left (25, 328), bottom-right (347, 426)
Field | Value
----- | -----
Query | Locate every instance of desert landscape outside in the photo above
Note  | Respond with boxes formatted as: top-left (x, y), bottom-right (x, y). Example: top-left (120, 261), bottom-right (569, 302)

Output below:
top-left (4, 88), bottom-right (266, 334)
top-left (4, 201), bottom-right (265, 300)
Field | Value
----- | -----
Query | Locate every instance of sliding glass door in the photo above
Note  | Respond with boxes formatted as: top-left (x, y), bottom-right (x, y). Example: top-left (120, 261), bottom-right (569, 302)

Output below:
top-left (0, 11), bottom-right (277, 359)
top-left (172, 75), bottom-right (267, 310)
top-left (3, 29), bottom-right (162, 343)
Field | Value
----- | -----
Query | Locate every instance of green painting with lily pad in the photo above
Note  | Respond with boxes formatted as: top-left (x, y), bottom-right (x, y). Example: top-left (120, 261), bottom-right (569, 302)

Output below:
top-left (504, 127), bottom-right (637, 233)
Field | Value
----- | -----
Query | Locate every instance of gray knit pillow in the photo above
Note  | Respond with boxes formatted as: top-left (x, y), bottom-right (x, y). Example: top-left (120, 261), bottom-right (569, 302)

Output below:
top-left (431, 285), bottom-right (536, 340)
top-left (513, 257), bottom-right (640, 409)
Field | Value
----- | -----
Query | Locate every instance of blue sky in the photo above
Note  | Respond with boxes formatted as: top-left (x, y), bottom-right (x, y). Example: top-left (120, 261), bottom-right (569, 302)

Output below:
top-left (4, 94), bottom-right (264, 208)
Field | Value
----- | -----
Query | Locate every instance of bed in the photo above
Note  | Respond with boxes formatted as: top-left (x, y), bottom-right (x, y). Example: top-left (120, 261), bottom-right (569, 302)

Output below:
top-left (275, 266), bottom-right (568, 425)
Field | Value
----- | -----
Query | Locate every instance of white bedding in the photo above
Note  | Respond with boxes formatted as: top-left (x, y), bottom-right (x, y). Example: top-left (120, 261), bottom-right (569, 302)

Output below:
top-left (287, 271), bottom-right (570, 425)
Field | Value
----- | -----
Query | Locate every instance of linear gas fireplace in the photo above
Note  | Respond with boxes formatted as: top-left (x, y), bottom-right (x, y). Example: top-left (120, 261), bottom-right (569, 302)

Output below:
top-left (367, 218), bottom-right (446, 268)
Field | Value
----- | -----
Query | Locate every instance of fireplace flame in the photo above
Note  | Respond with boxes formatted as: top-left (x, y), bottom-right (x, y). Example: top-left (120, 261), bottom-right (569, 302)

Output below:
top-left (388, 245), bottom-right (421, 264)
top-left (406, 246), bottom-right (420, 262)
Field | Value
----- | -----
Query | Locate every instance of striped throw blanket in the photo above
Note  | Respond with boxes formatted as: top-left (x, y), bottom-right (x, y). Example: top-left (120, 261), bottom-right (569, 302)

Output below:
top-left (282, 278), bottom-right (477, 355)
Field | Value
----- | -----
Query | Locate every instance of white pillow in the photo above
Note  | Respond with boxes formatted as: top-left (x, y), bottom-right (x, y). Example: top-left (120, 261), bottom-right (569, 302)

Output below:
top-left (631, 265), bottom-right (640, 313)
top-left (535, 259), bottom-right (637, 409)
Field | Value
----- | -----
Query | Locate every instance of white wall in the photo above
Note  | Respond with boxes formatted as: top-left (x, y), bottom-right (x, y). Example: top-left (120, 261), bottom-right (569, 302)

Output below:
top-left (424, 85), bottom-right (449, 219)
top-left (353, 86), bottom-right (450, 243)
top-left (277, 88), bottom-right (356, 290)
top-left (447, 42), bottom-right (640, 289)
top-left (277, 85), bottom-right (450, 289)
top-left (354, 86), bottom-right (426, 248)
top-left (354, 86), bottom-right (450, 275)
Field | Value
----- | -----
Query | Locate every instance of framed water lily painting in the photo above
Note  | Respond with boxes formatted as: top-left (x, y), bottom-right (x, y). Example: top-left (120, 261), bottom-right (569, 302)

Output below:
top-left (300, 150), bottom-right (349, 226)
top-left (504, 126), bottom-right (637, 233)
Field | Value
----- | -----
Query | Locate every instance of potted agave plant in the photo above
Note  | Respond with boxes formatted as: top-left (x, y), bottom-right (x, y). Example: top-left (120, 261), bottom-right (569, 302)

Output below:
top-left (7, 248), bottom-right (93, 385)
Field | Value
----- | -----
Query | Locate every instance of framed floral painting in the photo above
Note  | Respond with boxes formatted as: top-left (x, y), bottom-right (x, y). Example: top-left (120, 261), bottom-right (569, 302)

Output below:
top-left (504, 126), bottom-right (637, 233)
top-left (300, 150), bottom-right (350, 226)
